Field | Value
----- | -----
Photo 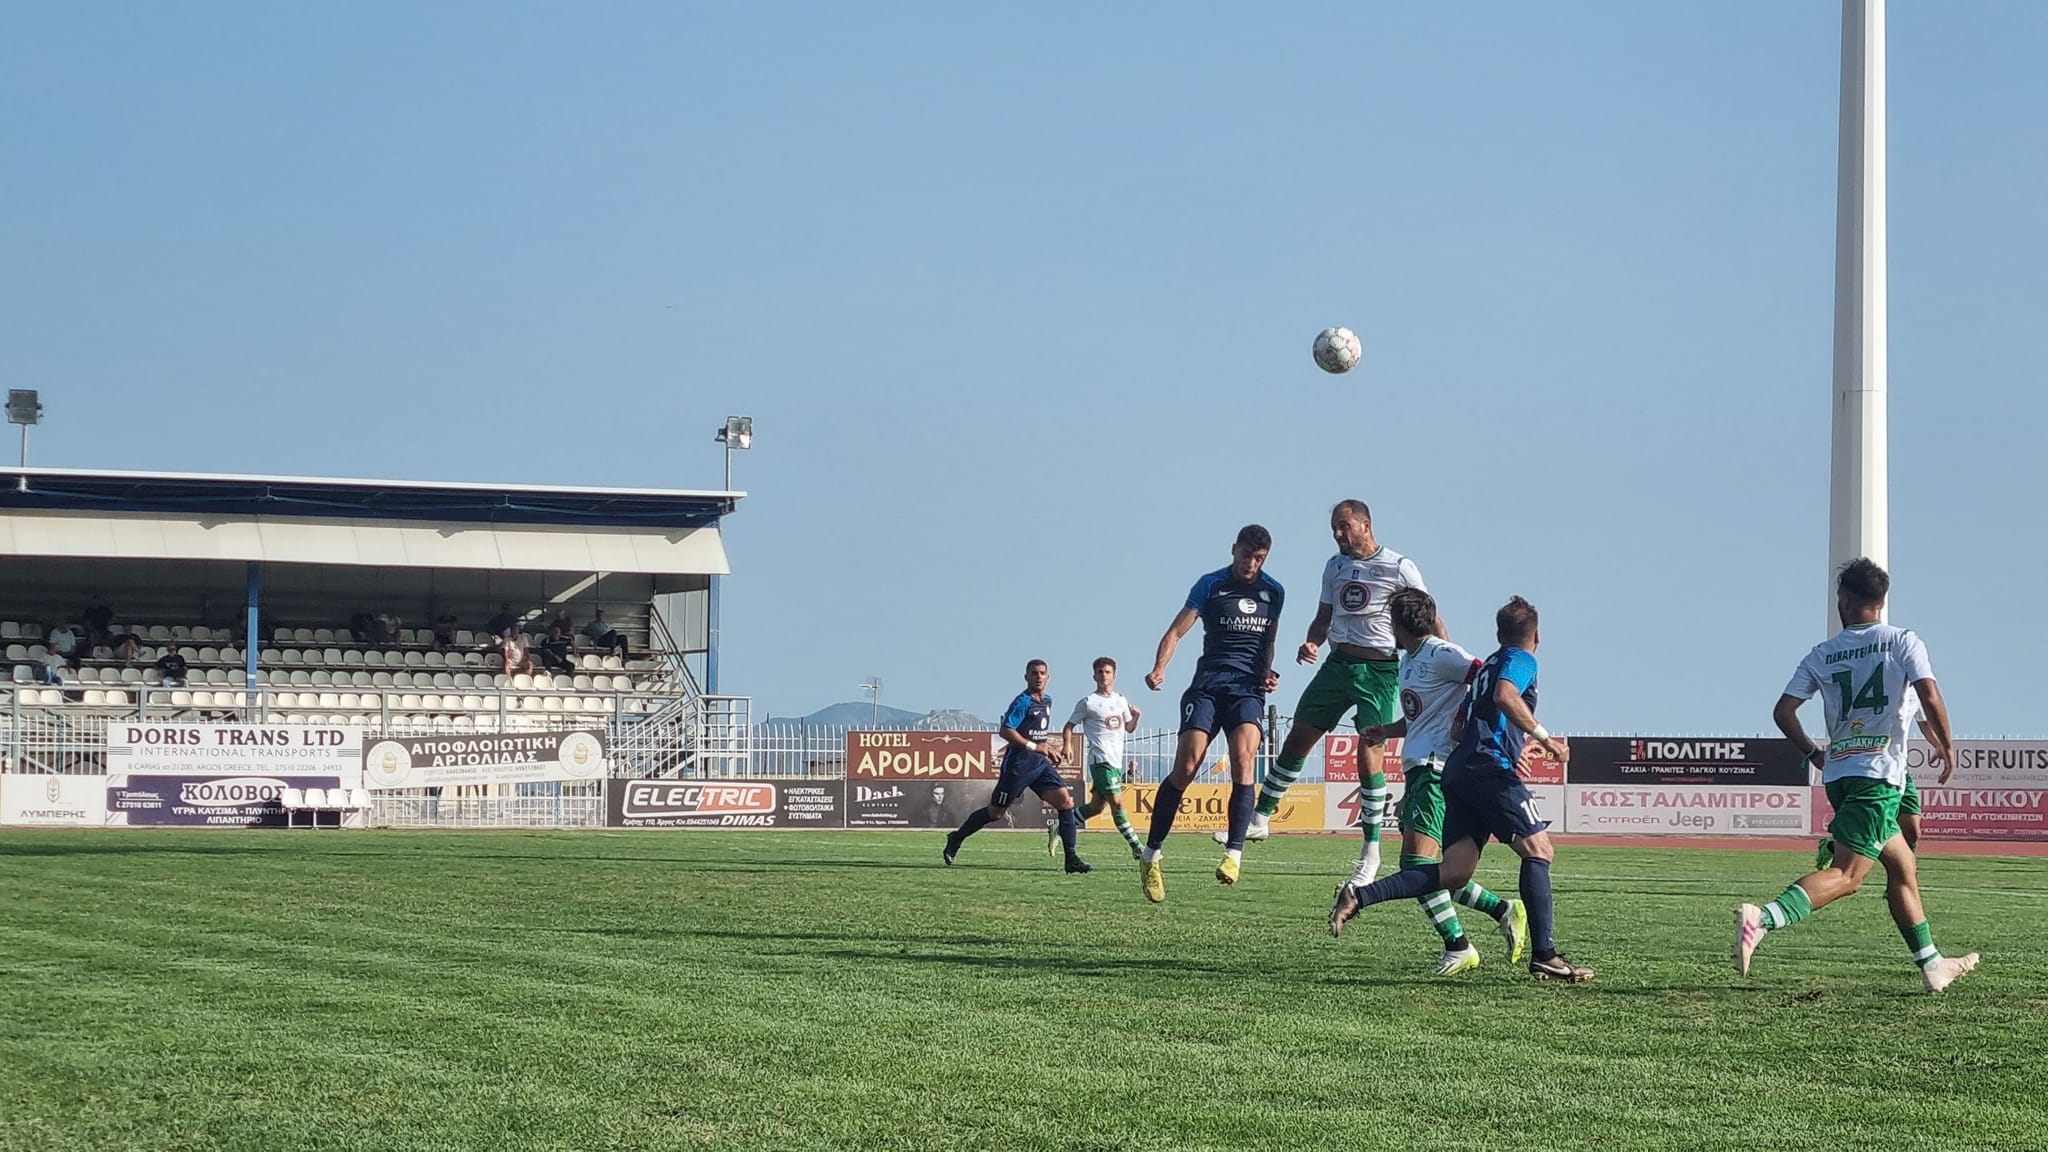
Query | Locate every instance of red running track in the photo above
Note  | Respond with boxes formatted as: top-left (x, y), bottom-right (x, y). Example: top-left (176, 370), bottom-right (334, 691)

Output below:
top-left (1550, 834), bottom-right (2048, 857)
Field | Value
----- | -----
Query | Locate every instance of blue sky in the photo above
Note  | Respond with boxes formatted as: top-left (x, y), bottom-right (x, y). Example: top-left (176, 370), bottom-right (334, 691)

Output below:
top-left (4, 3), bottom-right (2044, 736)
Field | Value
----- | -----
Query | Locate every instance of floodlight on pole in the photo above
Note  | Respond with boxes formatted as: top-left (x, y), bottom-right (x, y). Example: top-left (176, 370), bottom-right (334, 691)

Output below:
top-left (7, 389), bottom-right (41, 492)
top-left (714, 415), bottom-right (753, 490)
top-left (706, 415), bottom-right (753, 697)
top-left (859, 678), bottom-right (883, 728)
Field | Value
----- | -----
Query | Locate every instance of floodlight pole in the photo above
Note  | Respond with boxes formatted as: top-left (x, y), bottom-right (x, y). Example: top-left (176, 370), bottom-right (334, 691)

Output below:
top-left (707, 417), bottom-right (751, 697)
top-left (1828, 0), bottom-right (1887, 630)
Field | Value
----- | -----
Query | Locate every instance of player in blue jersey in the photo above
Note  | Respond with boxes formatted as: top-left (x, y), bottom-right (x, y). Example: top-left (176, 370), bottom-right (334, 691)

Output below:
top-left (1330, 596), bottom-right (1593, 981)
top-left (943, 659), bottom-right (1092, 873)
top-left (1137, 525), bottom-right (1284, 902)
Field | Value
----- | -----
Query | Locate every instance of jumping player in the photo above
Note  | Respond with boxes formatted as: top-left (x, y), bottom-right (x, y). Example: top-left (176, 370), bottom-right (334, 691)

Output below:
top-left (1330, 595), bottom-right (1593, 982)
top-left (943, 659), bottom-right (1092, 873)
top-left (1355, 589), bottom-right (1526, 974)
top-left (1217, 501), bottom-right (1430, 893)
top-left (1735, 558), bottom-right (1977, 992)
top-left (1063, 657), bottom-right (1144, 860)
top-left (1139, 525), bottom-right (1283, 902)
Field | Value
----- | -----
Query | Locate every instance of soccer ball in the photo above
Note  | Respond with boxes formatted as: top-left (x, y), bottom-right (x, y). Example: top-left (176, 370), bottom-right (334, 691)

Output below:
top-left (1312, 327), bottom-right (1362, 374)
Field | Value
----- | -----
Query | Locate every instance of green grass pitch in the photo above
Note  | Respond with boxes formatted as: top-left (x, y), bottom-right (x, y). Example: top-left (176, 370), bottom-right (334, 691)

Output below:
top-left (1, 828), bottom-right (2043, 1150)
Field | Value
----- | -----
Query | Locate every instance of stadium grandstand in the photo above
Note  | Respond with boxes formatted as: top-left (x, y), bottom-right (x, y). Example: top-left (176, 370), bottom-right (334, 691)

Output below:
top-left (0, 467), bottom-right (748, 819)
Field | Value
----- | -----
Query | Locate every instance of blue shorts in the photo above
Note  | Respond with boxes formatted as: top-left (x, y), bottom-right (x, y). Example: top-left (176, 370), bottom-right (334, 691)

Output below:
top-left (1440, 769), bottom-right (1549, 849)
top-left (991, 751), bottom-right (1067, 808)
top-left (1178, 679), bottom-right (1265, 736)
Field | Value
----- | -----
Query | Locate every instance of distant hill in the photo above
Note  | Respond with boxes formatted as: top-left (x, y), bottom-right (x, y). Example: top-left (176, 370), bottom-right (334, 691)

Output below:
top-left (760, 702), bottom-right (991, 731)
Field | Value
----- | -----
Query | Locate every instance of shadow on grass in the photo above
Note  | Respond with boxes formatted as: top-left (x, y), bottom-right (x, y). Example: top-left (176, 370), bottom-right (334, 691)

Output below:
top-left (807, 946), bottom-right (1265, 978)
top-left (0, 840), bottom-right (287, 858)
top-left (523, 926), bottom-right (1017, 950)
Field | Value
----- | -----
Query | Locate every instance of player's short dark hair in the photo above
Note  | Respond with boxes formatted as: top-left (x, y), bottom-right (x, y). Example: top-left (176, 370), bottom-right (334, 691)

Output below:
top-left (1837, 557), bottom-right (1889, 606)
top-left (1332, 499), bottom-right (1371, 522)
top-left (1388, 588), bottom-right (1437, 639)
top-left (1495, 596), bottom-right (1538, 645)
top-left (1234, 524), bottom-right (1271, 552)
top-left (1092, 656), bottom-right (1116, 673)
top-left (1025, 658), bottom-right (1048, 672)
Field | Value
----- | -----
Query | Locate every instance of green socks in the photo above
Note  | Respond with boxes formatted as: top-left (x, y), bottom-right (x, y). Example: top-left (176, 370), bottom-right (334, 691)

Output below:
top-left (1404, 853), bottom-right (1467, 947)
top-left (1453, 880), bottom-right (1510, 921)
top-left (1360, 771), bottom-right (1388, 844)
top-left (1111, 807), bottom-right (1141, 849)
top-left (1901, 919), bottom-right (1941, 970)
top-left (1255, 753), bottom-right (1306, 817)
top-left (1760, 883), bottom-right (1814, 930)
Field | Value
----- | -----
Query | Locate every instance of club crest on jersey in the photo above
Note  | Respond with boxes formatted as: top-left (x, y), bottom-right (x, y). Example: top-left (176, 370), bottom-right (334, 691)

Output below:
top-left (1237, 598), bottom-right (1259, 614)
top-left (1340, 581), bottom-right (1371, 612)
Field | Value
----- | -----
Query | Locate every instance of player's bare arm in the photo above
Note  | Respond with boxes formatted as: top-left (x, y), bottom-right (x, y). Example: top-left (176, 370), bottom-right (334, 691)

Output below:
top-left (1145, 607), bottom-right (1199, 690)
top-left (1494, 678), bottom-right (1563, 762)
top-left (1360, 718), bottom-right (1408, 746)
top-left (1912, 678), bottom-right (1958, 783)
top-left (1298, 602), bottom-right (1333, 665)
top-left (1773, 693), bottom-right (1823, 772)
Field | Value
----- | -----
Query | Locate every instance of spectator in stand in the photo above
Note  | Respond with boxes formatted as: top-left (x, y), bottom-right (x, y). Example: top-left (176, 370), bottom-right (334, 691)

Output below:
top-left (46, 621), bottom-right (83, 670)
top-left (580, 609), bottom-right (630, 660)
top-left (108, 630), bottom-right (143, 664)
top-left (155, 648), bottom-right (190, 688)
top-left (350, 611), bottom-right (379, 646)
top-left (536, 618), bottom-right (577, 673)
top-left (374, 612), bottom-right (403, 646)
top-left (485, 604), bottom-right (519, 637)
top-left (499, 628), bottom-right (535, 676)
top-left (35, 648), bottom-right (66, 685)
top-left (432, 613), bottom-right (460, 652)
top-left (81, 599), bottom-right (115, 648)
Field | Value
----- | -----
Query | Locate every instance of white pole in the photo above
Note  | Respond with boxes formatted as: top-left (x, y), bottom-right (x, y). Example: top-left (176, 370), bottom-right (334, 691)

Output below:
top-left (1828, 0), bottom-right (1887, 630)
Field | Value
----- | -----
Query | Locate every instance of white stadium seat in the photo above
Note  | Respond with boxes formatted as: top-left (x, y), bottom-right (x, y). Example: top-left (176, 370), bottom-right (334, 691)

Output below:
top-left (292, 628), bottom-right (315, 644)
top-left (313, 628), bottom-right (335, 644)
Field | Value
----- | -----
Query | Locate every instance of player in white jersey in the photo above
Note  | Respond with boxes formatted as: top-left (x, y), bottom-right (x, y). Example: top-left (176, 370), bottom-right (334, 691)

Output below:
top-left (1218, 500), bottom-right (1433, 889)
top-left (1350, 589), bottom-right (1526, 973)
top-left (1735, 558), bottom-right (1979, 993)
top-left (1062, 657), bottom-right (1144, 860)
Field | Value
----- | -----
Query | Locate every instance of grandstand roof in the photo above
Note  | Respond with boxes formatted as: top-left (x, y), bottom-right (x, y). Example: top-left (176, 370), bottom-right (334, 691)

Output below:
top-left (0, 468), bottom-right (738, 575)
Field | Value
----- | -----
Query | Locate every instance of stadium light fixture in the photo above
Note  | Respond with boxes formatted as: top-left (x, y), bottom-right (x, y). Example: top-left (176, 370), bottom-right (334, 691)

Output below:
top-left (714, 416), bottom-right (753, 490)
top-left (7, 389), bottom-right (41, 491)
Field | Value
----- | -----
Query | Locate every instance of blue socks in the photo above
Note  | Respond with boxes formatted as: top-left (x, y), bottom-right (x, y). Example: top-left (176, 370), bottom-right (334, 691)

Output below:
top-left (1353, 861), bottom-right (1442, 907)
top-left (1520, 857), bottom-right (1555, 957)
top-left (953, 807), bottom-right (994, 842)
top-left (1147, 778), bottom-right (1187, 850)
top-left (1056, 807), bottom-right (1079, 857)
top-left (1224, 781), bottom-right (1256, 851)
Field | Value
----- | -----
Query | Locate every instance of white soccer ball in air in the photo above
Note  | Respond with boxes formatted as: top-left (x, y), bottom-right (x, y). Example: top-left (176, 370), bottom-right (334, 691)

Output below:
top-left (1312, 326), bottom-right (1362, 374)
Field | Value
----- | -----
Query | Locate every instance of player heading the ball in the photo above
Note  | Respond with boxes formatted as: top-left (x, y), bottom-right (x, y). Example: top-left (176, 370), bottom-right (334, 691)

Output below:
top-left (1138, 524), bottom-right (1284, 902)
